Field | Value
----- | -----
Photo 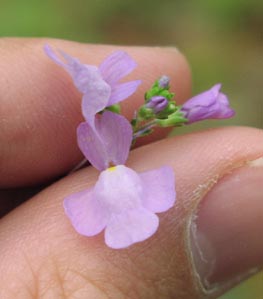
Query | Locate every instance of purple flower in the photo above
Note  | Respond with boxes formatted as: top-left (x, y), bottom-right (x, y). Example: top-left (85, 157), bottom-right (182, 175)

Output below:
top-left (181, 84), bottom-right (235, 124)
top-left (65, 111), bottom-right (176, 248)
top-left (44, 45), bottom-right (141, 126)
top-left (146, 95), bottom-right (169, 113)
top-left (64, 164), bottom-right (176, 249)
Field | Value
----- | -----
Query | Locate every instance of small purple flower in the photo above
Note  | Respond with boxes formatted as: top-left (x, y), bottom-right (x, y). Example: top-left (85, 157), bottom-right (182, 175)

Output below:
top-left (181, 84), bottom-right (235, 124)
top-left (64, 164), bottom-right (175, 249)
top-left (146, 95), bottom-right (169, 113)
top-left (65, 111), bottom-right (176, 248)
top-left (44, 45), bottom-right (141, 126)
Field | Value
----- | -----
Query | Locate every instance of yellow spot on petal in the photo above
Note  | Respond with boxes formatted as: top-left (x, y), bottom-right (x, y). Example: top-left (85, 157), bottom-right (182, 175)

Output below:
top-left (108, 166), bottom-right (117, 172)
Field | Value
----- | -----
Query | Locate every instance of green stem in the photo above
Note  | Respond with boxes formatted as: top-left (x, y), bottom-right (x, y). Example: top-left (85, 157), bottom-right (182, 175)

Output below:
top-left (132, 119), bottom-right (157, 140)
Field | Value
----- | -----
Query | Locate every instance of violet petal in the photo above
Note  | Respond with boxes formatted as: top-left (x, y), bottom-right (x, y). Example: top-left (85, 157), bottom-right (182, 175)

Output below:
top-left (216, 93), bottom-right (235, 118)
top-left (77, 119), bottom-right (109, 171)
top-left (105, 207), bottom-right (159, 249)
top-left (140, 166), bottom-right (176, 213)
top-left (64, 188), bottom-right (109, 236)
top-left (59, 51), bottom-right (107, 95)
top-left (108, 80), bottom-right (141, 106)
top-left (77, 112), bottom-right (132, 171)
top-left (94, 165), bottom-right (143, 214)
top-left (44, 44), bottom-right (66, 67)
top-left (81, 86), bottom-right (110, 126)
top-left (99, 51), bottom-right (137, 86)
top-left (182, 84), bottom-right (221, 110)
top-left (98, 111), bottom-right (133, 166)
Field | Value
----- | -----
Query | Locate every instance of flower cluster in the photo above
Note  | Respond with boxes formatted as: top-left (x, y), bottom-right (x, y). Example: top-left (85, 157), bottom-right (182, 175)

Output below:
top-left (132, 76), bottom-right (235, 137)
top-left (45, 45), bottom-right (235, 249)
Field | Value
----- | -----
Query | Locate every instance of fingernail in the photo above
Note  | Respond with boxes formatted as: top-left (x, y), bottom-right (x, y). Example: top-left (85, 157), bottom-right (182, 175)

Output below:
top-left (190, 157), bottom-right (263, 292)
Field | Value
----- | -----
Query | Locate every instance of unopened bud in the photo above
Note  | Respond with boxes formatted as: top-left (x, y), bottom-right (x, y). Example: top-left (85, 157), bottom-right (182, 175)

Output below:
top-left (181, 84), bottom-right (235, 124)
top-left (158, 75), bottom-right (170, 89)
top-left (146, 96), bottom-right (168, 113)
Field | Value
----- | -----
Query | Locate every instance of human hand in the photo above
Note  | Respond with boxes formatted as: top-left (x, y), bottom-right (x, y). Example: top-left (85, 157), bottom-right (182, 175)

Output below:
top-left (0, 38), bottom-right (262, 299)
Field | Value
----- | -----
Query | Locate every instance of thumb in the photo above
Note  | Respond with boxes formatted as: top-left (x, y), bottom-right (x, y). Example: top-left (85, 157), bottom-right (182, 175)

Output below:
top-left (0, 126), bottom-right (262, 299)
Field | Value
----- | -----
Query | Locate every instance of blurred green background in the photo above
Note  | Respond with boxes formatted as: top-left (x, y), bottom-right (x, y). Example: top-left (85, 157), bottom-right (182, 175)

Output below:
top-left (0, 0), bottom-right (262, 298)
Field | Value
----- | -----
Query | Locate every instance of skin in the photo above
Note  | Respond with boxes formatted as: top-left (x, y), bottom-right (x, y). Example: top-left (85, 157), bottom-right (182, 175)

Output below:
top-left (0, 38), bottom-right (262, 299)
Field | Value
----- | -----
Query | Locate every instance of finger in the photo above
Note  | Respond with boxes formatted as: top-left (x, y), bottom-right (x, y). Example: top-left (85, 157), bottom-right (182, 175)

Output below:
top-left (0, 38), bottom-right (191, 187)
top-left (0, 127), bottom-right (262, 298)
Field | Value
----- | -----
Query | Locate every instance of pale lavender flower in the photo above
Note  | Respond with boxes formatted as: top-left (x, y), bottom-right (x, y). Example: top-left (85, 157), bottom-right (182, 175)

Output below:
top-left (44, 45), bottom-right (141, 126)
top-left (146, 95), bottom-right (169, 113)
top-left (64, 164), bottom-right (175, 249)
top-left (181, 84), bottom-right (235, 124)
top-left (65, 111), bottom-right (176, 248)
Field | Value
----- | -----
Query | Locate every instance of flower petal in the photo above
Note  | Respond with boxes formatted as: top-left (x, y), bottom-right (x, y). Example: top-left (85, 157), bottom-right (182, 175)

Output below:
top-left (108, 80), bottom-right (141, 106)
top-left (105, 208), bottom-right (159, 249)
top-left (77, 112), bottom-right (132, 171)
top-left (77, 119), bottom-right (109, 171)
top-left (216, 93), bottom-right (235, 118)
top-left (94, 165), bottom-right (143, 214)
top-left (140, 166), bottom-right (176, 213)
top-left (81, 88), bottom-right (110, 126)
top-left (98, 112), bottom-right (133, 166)
top-left (64, 188), bottom-right (109, 236)
top-left (44, 44), bottom-right (66, 67)
top-left (182, 84), bottom-right (221, 109)
top-left (99, 51), bottom-right (137, 86)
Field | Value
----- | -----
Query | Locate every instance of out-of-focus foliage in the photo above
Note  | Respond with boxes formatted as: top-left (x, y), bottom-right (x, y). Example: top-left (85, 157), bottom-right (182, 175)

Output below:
top-left (0, 1), bottom-right (262, 297)
top-left (219, 271), bottom-right (263, 299)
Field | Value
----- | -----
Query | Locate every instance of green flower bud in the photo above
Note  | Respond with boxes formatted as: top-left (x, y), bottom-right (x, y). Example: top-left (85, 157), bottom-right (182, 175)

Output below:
top-left (144, 76), bottom-right (175, 102)
top-left (138, 106), bottom-right (155, 120)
